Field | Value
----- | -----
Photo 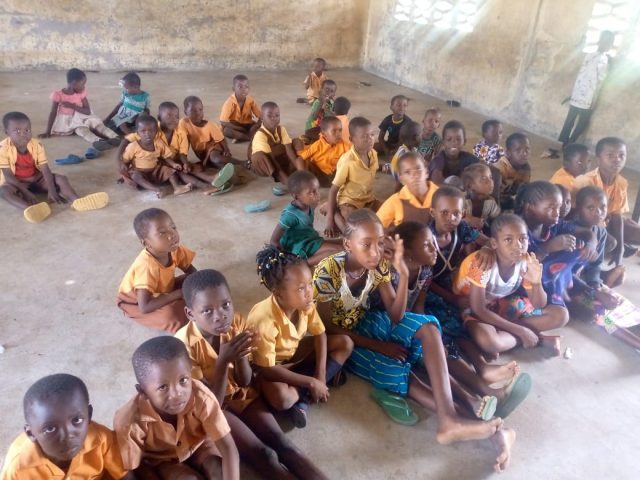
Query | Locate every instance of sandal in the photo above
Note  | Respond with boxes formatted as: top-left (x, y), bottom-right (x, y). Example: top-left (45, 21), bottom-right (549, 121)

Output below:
top-left (23, 202), bottom-right (51, 223)
top-left (244, 199), bottom-right (271, 213)
top-left (329, 369), bottom-right (348, 387)
top-left (289, 401), bottom-right (309, 428)
top-left (54, 154), bottom-right (83, 165)
top-left (272, 184), bottom-right (287, 196)
top-left (107, 137), bottom-right (122, 146)
top-left (475, 395), bottom-right (498, 421)
top-left (84, 147), bottom-right (101, 160)
top-left (495, 373), bottom-right (532, 418)
top-left (71, 192), bottom-right (109, 212)
top-left (212, 163), bottom-right (235, 189)
top-left (92, 139), bottom-right (114, 151)
top-left (370, 388), bottom-right (419, 426)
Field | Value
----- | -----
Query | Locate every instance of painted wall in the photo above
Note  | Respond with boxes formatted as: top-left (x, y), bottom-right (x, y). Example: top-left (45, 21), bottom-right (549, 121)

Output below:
top-left (363, 0), bottom-right (640, 164)
top-left (0, 0), bottom-right (368, 70)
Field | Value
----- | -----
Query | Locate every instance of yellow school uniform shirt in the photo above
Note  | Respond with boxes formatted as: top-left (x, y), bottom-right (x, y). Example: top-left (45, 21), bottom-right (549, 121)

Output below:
top-left (175, 316), bottom-right (259, 412)
top-left (122, 138), bottom-right (175, 170)
top-left (549, 167), bottom-right (577, 191)
top-left (305, 71), bottom-right (328, 101)
top-left (573, 168), bottom-right (629, 215)
top-left (178, 118), bottom-right (224, 158)
top-left (246, 294), bottom-right (325, 367)
top-left (251, 126), bottom-right (292, 154)
top-left (299, 134), bottom-right (350, 175)
top-left (0, 138), bottom-right (48, 185)
top-left (494, 156), bottom-right (530, 194)
top-left (376, 183), bottom-right (439, 228)
top-left (219, 94), bottom-right (261, 125)
top-left (125, 123), bottom-right (189, 157)
top-left (0, 422), bottom-right (127, 480)
top-left (332, 146), bottom-right (379, 208)
top-left (118, 245), bottom-right (195, 297)
top-left (114, 379), bottom-right (230, 470)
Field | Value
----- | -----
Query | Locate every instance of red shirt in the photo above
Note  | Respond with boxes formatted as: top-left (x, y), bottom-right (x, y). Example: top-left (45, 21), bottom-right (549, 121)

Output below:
top-left (14, 151), bottom-right (37, 179)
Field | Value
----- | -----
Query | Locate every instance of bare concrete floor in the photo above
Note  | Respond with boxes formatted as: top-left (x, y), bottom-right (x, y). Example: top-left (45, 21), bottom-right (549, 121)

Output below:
top-left (0, 69), bottom-right (638, 479)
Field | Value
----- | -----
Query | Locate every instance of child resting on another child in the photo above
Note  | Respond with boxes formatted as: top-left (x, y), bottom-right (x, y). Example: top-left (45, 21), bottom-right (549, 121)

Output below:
top-left (494, 133), bottom-right (531, 210)
top-left (1, 374), bottom-right (130, 479)
top-left (417, 107), bottom-right (442, 164)
top-left (388, 120), bottom-right (422, 189)
top-left (219, 74), bottom-right (261, 143)
top-left (104, 72), bottom-right (150, 135)
top-left (117, 208), bottom-right (196, 333)
top-left (0, 111), bottom-right (109, 223)
top-left (549, 143), bottom-right (589, 192)
top-left (40, 68), bottom-right (119, 151)
top-left (376, 95), bottom-right (411, 156)
top-left (473, 119), bottom-right (504, 164)
top-left (298, 58), bottom-right (328, 104)
top-left (461, 163), bottom-right (501, 231)
top-left (114, 336), bottom-right (239, 479)
top-left (333, 96), bottom-right (351, 147)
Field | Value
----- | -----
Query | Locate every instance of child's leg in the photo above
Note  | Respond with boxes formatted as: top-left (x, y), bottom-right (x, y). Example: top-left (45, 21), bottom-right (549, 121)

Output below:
top-left (167, 172), bottom-right (192, 196)
top-left (85, 116), bottom-right (119, 139)
top-left (259, 377), bottom-right (300, 412)
top-left (0, 184), bottom-right (33, 210)
top-left (447, 357), bottom-right (508, 402)
top-left (518, 304), bottom-right (569, 333)
top-left (336, 204), bottom-right (355, 233)
top-left (239, 399), bottom-right (328, 480)
top-left (177, 172), bottom-right (218, 194)
top-left (622, 217), bottom-right (640, 245)
top-left (73, 126), bottom-right (102, 143)
top-left (154, 462), bottom-right (205, 480)
top-left (49, 174), bottom-right (80, 202)
top-left (185, 438), bottom-right (222, 480)
top-left (305, 240), bottom-right (345, 267)
top-left (455, 337), bottom-right (519, 385)
top-left (223, 124), bottom-right (251, 142)
top-left (117, 296), bottom-right (187, 333)
top-left (465, 320), bottom-right (518, 355)
top-left (130, 171), bottom-right (167, 197)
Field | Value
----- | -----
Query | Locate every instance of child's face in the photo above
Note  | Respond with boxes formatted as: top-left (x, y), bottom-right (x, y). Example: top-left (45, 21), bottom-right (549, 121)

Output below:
top-left (431, 196), bottom-right (465, 233)
top-left (526, 192), bottom-right (562, 226)
top-left (398, 156), bottom-right (428, 195)
top-left (261, 106), bottom-right (281, 131)
top-left (137, 121), bottom-right (158, 144)
top-left (159, 107), bottom-right (180, 131)
top-left (565, 152), bottom-right (588, 177)
top-left (275, 263), bottom-right (314, 312)
top-left (559, 190), bottom-right (571, 219)
top-left (351, 125), bottom-right (376, 152)
top-left (422, 112), bottom-right (441, 135)
top-left (122, 80), bottom-right (140, 94)
top-left (312, 60), bottom-right (325, 75)
top-left (24, 390), bottom-right (91, 466)
top-left (294, 178), bottom-right (321, 209)
top-left (233, 80), bottom-right (250, 100)
top-left (507, 138), bottom-right (530, 167)
top-left (484, 124), bottom-right (503, 145)
top-left (578, 194), bottom-right (608, 227)
top-left (391, 98), bottom-right (408, 117)
top-left (469, 167), bottom-right (494, 197)
top-left (490, 222), bottom-right (529, 265)
top-left (443, 128), bottom-right (464, 158)
top-left (320, 84), bottom-right (337, 102)
top-left (138, 356), bottom-right (193, 417)
top-left (408, 228), bottom-right (437, 267)
top-left (5, 119), bottom-right (32, 149)
top-left (321, 120), bottom-right (342, 145)
top-left (142, 215), bottom-right (180, 254)
top-left (403, 125), bottom-right (422, 148)
top-left (187, 284), bottom-right (235, 337)
top-left (344, 221), bottom-right (385, 271)
top-left (185, 100), bottom-right (204, 124)
top-left (70, 78), bottom-right (86, 94)
top-left (598, 143), bottom-right (626, 177)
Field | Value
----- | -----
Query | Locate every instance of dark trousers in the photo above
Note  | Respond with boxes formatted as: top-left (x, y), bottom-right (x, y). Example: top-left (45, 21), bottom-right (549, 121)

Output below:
top-left (558, 105), bottom-right (592, 145)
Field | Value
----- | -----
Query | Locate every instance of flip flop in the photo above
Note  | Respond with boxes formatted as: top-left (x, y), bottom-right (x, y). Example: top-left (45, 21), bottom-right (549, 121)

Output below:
top-left (244, 199), bottom-right (271, 213)
top-left (370, 388), bottom-right (418, 426)
top-left (71, 192), bottom-right (109, 212)
top-left (289, 400), bottom-right (309, 428)
top-left (23, 202), bottom-right (51, 223)
top-left (212, 163), bottom-right (235, 189)
top-left (84, 147), bottom-right (101, 160)
top-left (107, 137), bottom-right (121, 146)
top-left (209, 183), bottom-right (234, 196)
top-left (55, 154), bottom-right (83, 165)
top-left (92, 139), bottom-right (114, 151)
top-left (475, 395), bottom-right (498, 421)
top-left (495, 373), bottom-right (532, 418)
top-left (272, 184), bottom-right (287, 196)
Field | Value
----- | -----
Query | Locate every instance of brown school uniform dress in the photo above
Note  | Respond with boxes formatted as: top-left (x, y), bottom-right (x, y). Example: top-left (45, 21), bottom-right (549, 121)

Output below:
top-left (249, 125), bottom-right (296, 180)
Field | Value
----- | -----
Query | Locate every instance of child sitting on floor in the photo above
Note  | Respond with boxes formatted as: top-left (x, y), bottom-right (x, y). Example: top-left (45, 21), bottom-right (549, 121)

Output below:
top-left (0, 374), bottom-right (129, 480)
top-left (417, 107), bottom-right (442, 164)
top-left (495, 133), bottom-right (531, 210)
top-left (388, 120), bottom-right (422, 189)
top-left (377, 151), bottom-right (439, 228)
top-left (325, 117), bottom-right (380, 236)
top-left (39, 68), bottom-right (119, 151)
top-left (304, 79), bottom-right (337, 134)
top-left (473, 119), bottom-right (504, 164)
top-left (376, 95), bottom-right (411, 156)
top-left (219, 74), bottom-right (261, 143)
top-left (271, 170), bottom-right (343, 265)
top-left (248, 246), bottom-right (353, 428)
top-left (461, 163), bottom-right (501, 231)
top-left (295, 116), bottom-right (350, 187)
top-left (104, 72), bottom-right (150, 135)
top-left (429, 120), bottom-right (483, 186)
top-left (550, 143), bottom-right (589, 191)
top-left (117, 208), bottom-right (196, 333)
top-left (298, 58), bottom-right (328, 104)
top-left (333, 96), bottom-right (352, 147)
top-left (176, 269), bottom-right (329, 479)
top-left (0, 111), bottom-right (109, 223)
top-left (114, 336), bottom-right (239, 479)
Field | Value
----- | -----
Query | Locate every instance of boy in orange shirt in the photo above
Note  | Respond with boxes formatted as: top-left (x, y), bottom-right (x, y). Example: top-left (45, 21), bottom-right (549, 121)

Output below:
top-left (297, 58), bottom-right (328, 104)
top-left (114, 336), bottom-right (239, 479)
top-left (219, 74), bottom-right (261, 143)
top-left (549, 143), bottom-right (589, 191)
top-left (494, 132), bottom-right (531, 210)
top-left (1, 374), bottom-right (130, 480)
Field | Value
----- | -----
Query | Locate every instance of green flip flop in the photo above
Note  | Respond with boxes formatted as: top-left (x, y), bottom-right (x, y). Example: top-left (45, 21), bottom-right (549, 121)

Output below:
top-left (212, 163), bottom-right (235, 189)
top-left (209, 183), bottom-right (234, 196)
top-left (370, 388), bottom-right (419, 426)
top-left (495, 373), bottom-right (532, 418)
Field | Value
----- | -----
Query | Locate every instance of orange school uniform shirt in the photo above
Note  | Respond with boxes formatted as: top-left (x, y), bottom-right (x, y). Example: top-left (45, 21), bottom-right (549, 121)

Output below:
top-left (299, 134), bottom-right (350, 175)
top-left (573, 168), bottom-right (629, 215)
top-left (122, 138), bottom-right (175, 170)
top-left (0, 422), bottom-right (127, 480)
top-left (0, 138), bottom-right (48, 185)
top-left (376, 183), bottom-right (439, 228)
top-left (305, 71), bottom-right (328, 101)
top-left (114, 379), bottom-right (231, 470)
top-left (336, 115), bottom-right (351, 147)
top-left (125, 123), bottom-right (189, 157)
top-left (178, 118), bottom-right (224, 159)
top-left (175, 316), bottom-right (259, 414)
top-left (219, 94), bottom-right (261, 125)
top-left (494, 156), bottom-right (530, 196)
top-left (549, 167), bottom-right (577, 191)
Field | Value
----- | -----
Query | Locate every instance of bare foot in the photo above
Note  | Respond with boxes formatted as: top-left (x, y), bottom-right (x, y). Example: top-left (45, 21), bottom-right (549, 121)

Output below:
top-left (202, 186), bottom-right (221, 195)
top-left (539, 335), bottom-right (561, 356)
top-left (436, 415), bottom-right (502, 445)
top-left (491, 428), bottom-right (516, 473)
top-left (603, 265), bottom-right (626, 288)
top-left (481, 361), bottom-right (519, 386)
top-left (173, 184), bottom-right (192, 196)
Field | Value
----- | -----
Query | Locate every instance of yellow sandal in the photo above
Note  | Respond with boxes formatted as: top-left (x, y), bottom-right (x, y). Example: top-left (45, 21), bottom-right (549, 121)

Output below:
top-left (23, 202), bottom-right (51, 223)
top-left (71, 192), bottom-right (109, 212)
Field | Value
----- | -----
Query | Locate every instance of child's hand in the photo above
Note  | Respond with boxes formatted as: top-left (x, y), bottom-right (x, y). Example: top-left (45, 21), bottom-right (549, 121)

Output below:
top-left (223, 150), bottom-right (232, 157)
top-left (546, 234), bottom-right (576, 253)
top-left (594, 289), bottom-right (623, 310)
top-left (578, 244), bottom-right (598, 262)
top-left (475, 246), bottom-right (497, 270)
top-left (218, 331), bottom-right (254, 365)
top-left (324, 220), bottom-right (340, 238)
top-left (118, 162), bottom-right (129, 175)
top-left (182, 162), bottom-right (191, 173)
top-left (389, 234), bottom-right (409, 277)
top-left (518, 327), bottom-right (539, 348)
top-left (375, 340), bottom-right (408, 362)
top-left (466, 216), bottom-right (485, 230)
top-left (308, 377), bottom-right (330, 403)
top-left (523, 253), bottom-right (543, 285)
top-left (38, 132), bottom-right (51, 139)
top-left (60, 101), bottom-right (77, 110)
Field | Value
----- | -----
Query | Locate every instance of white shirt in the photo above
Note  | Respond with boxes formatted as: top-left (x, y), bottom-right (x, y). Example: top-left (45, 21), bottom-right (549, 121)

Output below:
top-left (570, 52), bottom-right (609, 110)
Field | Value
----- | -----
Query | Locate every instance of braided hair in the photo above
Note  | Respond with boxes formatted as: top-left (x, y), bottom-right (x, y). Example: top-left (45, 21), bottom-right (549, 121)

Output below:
top-left (256, 245), bottom-right (306, 291)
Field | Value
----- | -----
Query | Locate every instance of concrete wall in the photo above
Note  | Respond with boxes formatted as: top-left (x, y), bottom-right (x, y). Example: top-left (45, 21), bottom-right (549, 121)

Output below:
top-left (0, 0), bottom-right (369, 70)
top-left (363, 0), bottom-right (640, 164)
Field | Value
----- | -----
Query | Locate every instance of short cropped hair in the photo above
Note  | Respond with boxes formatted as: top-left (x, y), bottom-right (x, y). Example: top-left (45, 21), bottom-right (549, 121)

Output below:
top-left (122, 72), bottom-right (141, 86)
top-left (321, 79), bottom-right (337, 89)
top-left (481, 119), bottom-right (501, 135)
top-left (442, 120), bottom-right (466, 142)
top-left (575, 185), bottom-right (607, 209)
top-left (66, 68), bottom-right (86, 83)
top-left (333, 96), bottom-right (351, 115)
top-left (2, 111), bottom-right (30, 129)
top-left (158, 101), bottom-right (179, 113)
top-left (392, 221), bottom-right (428, 247)
top-left (506, 132), bottom-right (528, 150)
top-left (182, 269), bottom-right (229, 309)
top-left (396, 151), bottom-right (424, 172)
top-left (563, 143), bottom-right (588, 163)
top-left (461, 163), bottom-right (491, 189)
top-left (431, 185), bottom-right (465, 208)
top-left (183, 95), bottom-right (202, 109)
top-left (135, 114), bottom-right (157, 127)
top-left (595, 137), bottom-right (625, 156)
top-left (399, 120), bottom-right (421, 143)
top-left (390, 95), bottom-right (408, 106)
top-left (319, 115), bottom-right (341, 132)
top-left (261, 101), bottom-right (278, 111)
top-left (23, 374), bottom-right (89, 419)
top-left (423, 107), bottom-right (440, 118)
top-left (344, 208), bottom-right (382, 239)
top-left (348, 116), bottom-right (371, 137)
top-left (490, 213), bottom-right (526, 238)
top-left (287, 169), bottom-right (318, 195)
top-left (133, 208), bottom-right (170, 240)
top-left (313, 57), bottom-right (326, 66)
top-left (132, 336), bottom-right (191, 384)
top-left (233, 74), bottom-right (248, 85)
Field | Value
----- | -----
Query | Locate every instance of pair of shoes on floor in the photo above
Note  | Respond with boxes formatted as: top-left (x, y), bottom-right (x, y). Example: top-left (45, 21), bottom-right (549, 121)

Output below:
top-left (55, 146), bottom-right (104, 165)
top-left (23, 192), bottom-right (110, 223)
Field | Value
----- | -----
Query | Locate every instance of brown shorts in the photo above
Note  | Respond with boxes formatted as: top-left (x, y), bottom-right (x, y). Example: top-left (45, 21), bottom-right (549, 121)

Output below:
top-left (116, 293), bottom-right (187, 333)
top-left (338, 199), bottom-right (381, 218)
top-left (251, 144), bottom-right (295, 180)
top-left (10, 171), bottom-right (65, 193)
top-left (306, 161), bottom-right (333, 188)
top-left (130, 164), bottom-right (176, 185)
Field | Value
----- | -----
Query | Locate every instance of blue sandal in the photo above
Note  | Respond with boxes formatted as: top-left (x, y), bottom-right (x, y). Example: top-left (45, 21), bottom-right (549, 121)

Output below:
top-left (84, 147), bottom-right (101, 159)
top-left (55, 154), bottom-right (83, 165)
top-left (244, 200), bottom-right (271, 213)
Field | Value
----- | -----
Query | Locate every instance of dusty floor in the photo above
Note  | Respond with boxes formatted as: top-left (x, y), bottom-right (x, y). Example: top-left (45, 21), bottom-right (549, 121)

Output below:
top-left (0, 69), bottom-right (639, 479)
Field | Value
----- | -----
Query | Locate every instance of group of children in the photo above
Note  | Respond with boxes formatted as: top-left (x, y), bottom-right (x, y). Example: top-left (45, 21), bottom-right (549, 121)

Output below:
top-left (2, 58), bottom-right (640, 479)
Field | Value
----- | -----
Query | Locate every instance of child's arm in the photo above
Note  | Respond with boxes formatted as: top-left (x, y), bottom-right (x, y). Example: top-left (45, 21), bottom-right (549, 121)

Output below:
top-left (608, 213), bottom-right (624, 266)
top-left (377, 235), bottom-right (409, 324)
top-left (430, 282), bottom-right (469, 310)
top-left (270, 224), bottom-right (285, 248)
top-left (313, 332), bottom-right (328, 385)
top-left (59, 97), bottom-right (91, 116)
top-left (284, 143), bottom-right (297, 165)
top-left (104, 102), bottom-right (122, 124)
top-left (0, 168), bottom-right (39, 203)
top-left (324, 184), bottom-right (341, 237)
top-left (256, 364), bottom-right (329, 403)
top-left (39, 102), bottom-right (59, 138)
top-left (41, 164), bottom-right (64, 203)
top-left (215, 432), bottom-right (240, 480)
top-left (211, 331), bottom-right (254, 403)
top-left (136, 288), bottom-right (182, 314)
top-left (521, 253), bottom-right (547, 309)
top-left (117, 138), bottom-right (132, 174)
top-left (377, 129), bottom-right (387, 150)
top-left (411, 288), bottom-right (428, 314)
